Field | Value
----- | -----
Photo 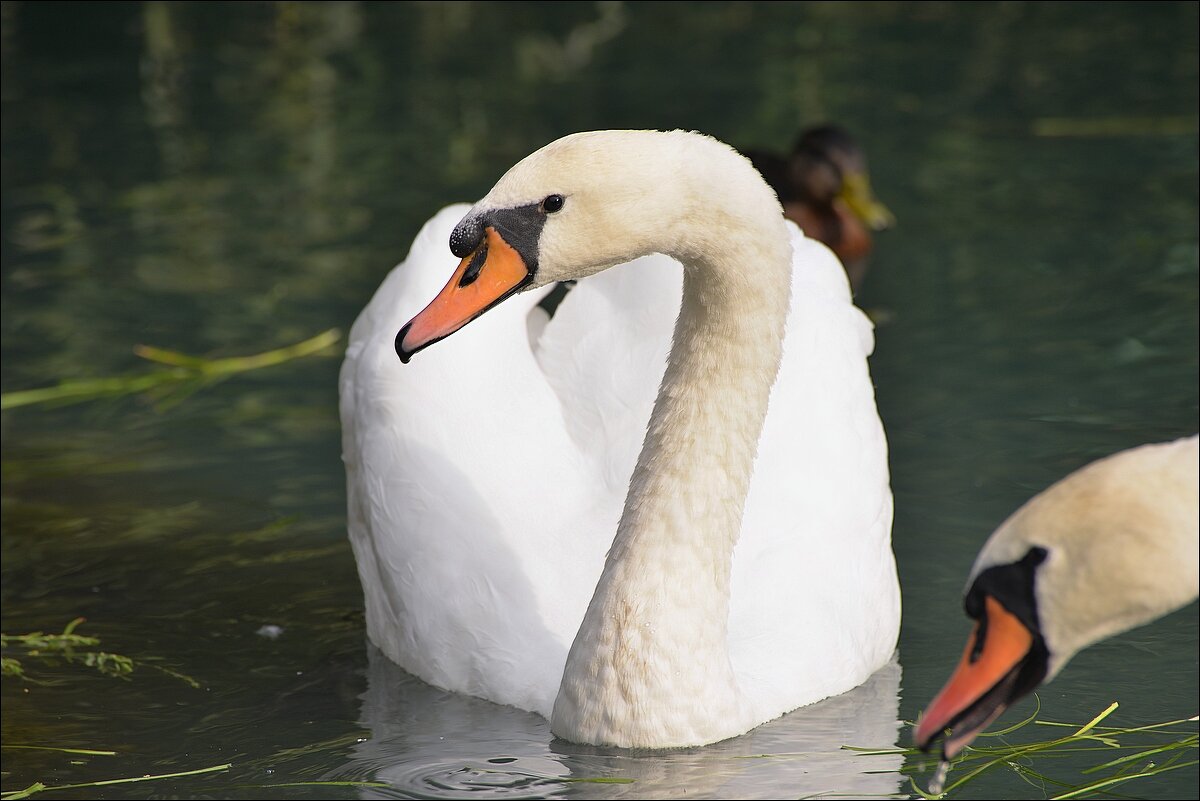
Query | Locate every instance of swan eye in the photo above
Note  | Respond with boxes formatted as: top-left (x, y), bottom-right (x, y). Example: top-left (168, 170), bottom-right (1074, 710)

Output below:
top-left (540, 194), bottom-right (565, 214)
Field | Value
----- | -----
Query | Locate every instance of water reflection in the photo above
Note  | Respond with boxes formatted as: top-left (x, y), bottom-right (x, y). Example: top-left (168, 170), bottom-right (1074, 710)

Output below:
top-left (346, 647), bottom-right (903, 800)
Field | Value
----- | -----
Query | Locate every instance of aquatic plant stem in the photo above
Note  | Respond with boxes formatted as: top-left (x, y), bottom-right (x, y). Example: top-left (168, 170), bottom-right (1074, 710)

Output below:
top-left (0, 328), bottom-right (341, 410)
top-left (0, 763), bottom-right (231, 799)
top-left (0, 746), bottom-right (116, 757)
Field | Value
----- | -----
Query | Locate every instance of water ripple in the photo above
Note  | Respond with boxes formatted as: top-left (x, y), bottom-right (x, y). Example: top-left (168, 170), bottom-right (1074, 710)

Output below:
top-left (382, 756), bottom-right (571, 800)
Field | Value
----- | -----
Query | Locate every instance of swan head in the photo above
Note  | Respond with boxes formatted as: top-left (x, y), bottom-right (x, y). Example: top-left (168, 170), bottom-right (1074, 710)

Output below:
top-left (396, 129), bottom-right (786, 362)
top-left (913, 437), bottom-right (1200, 760)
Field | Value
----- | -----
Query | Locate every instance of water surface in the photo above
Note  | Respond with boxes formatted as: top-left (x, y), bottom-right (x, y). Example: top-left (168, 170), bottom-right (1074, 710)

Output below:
top-left (2, 3), bottom-right (1197, 799)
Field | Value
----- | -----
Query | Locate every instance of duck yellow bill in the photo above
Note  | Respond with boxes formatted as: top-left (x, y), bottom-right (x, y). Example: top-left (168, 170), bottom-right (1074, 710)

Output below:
top-left (914, 596), bottom-right (1034, 758)
top-left (839, 172), bottom-right (895, 231)
top-left (395, 226), bottom-right (531, 363)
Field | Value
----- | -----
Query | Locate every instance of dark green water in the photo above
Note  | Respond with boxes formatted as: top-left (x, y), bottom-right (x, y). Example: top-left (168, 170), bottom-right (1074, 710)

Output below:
top-left (2, 3), bottom-right (1196, 798)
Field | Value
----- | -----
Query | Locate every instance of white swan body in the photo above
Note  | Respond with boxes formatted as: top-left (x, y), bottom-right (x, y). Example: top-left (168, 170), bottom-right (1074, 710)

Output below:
top-left (916, 435), bottom-right (1199, 758)
top-left (340, 130), bottom-right (900, 747)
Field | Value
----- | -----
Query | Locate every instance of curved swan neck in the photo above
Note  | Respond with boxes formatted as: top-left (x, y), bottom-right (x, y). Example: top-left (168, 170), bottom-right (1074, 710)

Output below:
top-left (551, 200), bottom-right (793, 747)
top-left (627, 239), bottom-right (792, 565)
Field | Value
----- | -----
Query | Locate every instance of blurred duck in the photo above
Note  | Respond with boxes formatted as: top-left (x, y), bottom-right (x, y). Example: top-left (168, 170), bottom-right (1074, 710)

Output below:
top-left (747, 125), bottom-right (894, 292)
top-left (914, 435), bottom-right (1199, 760)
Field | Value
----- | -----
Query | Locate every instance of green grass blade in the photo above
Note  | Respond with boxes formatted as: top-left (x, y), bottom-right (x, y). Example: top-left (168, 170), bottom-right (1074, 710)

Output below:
top-left (1073, 702), bottom-right (1120, 737)
top-left (1, 329), bottom-right (341, 411)
top-left (1082, 739), bottom-right (1199, 774)
top-left (0, 745), bottom-right (116, 756)
top-left (980, 695), bottom-right (1043, 738)
top-left (1050, 758), bottom-right (1199, 799)
top-left (0, 762), bottom-right (232, 798)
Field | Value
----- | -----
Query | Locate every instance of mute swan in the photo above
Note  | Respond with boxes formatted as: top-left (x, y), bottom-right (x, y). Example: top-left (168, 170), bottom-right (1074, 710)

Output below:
top-left (745, 125), bottom-right (893, 291)
top-left (340, 129), bottom-right (900, 748)
top-left (914, 435), bottom-right (1199, 759)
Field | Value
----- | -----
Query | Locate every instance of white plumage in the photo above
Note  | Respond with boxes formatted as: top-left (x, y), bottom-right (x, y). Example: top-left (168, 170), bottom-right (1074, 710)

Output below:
top-left (340, 130), bottom-right (901, 747)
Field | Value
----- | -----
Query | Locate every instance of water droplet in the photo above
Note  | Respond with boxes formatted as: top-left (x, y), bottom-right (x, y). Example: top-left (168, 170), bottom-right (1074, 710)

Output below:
top-left (927, 759), bottom-right (950, 796)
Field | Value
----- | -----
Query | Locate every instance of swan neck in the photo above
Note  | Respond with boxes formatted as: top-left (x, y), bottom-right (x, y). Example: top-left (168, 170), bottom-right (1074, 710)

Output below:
top-left (629, 248), bottom-right (792, 561)
top-left (551, 227), bottom-right (793, 747)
